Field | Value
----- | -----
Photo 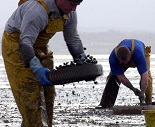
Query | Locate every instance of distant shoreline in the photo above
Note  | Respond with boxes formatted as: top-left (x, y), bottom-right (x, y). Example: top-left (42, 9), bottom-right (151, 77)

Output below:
top-left (1, 54), bottom-right (155, 59)
top-left (0, 30), bottom-right (155, 55)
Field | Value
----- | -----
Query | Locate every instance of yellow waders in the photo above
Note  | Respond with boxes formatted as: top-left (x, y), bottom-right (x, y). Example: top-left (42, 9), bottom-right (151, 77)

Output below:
top-left (2, 0), bottom-right (68, 127)
top-left (2, 31), bottom-right (52, 127)
top-left (145, 46), bottom-right (152, 104)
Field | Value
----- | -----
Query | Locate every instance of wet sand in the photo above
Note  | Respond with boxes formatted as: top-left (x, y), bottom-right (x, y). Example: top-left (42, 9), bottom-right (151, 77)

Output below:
top-left (1, 81), bottom-right (153, 127)
top-left (0, 55), bottom-right (155, 127)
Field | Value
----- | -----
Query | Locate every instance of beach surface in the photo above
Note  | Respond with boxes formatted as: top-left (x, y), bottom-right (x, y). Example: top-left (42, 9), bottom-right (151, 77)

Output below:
top-left (0, 55), bottom-right (155, 127)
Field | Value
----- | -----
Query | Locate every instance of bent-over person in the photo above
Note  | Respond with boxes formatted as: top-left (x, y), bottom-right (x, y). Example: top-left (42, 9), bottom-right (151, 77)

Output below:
top-left (96, 39), bottom-right (152, 109)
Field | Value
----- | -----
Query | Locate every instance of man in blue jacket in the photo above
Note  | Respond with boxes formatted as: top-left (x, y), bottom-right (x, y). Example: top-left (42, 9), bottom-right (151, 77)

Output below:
top-left (2, 0), bottom-right (86, 126)
top-left (96, 39), bottom-right (152, 109)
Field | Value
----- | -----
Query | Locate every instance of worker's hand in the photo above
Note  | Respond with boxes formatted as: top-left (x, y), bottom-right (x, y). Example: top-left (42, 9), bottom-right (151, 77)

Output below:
top-left (34, 68), bottom-right (52, 85)
top-left (133, 88), bottom-right (141, 96)
top-left (139, 93), bottom-right (146, 105)
top-left (30, 56), bottom-right (52, 86)
top-left (74, 53), bottom-right (87, 65)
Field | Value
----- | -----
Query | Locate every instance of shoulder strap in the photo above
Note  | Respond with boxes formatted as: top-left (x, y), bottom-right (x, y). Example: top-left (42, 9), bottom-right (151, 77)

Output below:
top-left (131, 39), bottom-right (135, 55)
top-left (114, 39), bottom-right (135, 57)
top-left (18, 0), bottom-right (50, 15)
top-left (37, 0), bottom-right (50, 14)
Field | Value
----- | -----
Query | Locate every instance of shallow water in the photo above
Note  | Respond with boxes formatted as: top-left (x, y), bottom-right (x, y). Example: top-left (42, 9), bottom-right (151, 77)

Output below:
top-left (0, 55), bottom-right (155, 127)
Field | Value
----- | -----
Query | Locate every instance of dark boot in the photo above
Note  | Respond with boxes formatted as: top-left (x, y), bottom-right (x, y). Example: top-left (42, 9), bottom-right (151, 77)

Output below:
top-left (96, 74), bottom-right (120, 109)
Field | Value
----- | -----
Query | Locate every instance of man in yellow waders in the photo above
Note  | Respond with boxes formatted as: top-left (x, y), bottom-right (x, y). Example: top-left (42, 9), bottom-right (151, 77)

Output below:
top-left (96, 39), bottom-right (152, 109)
top-left (1, 0), bottom-right (86, 126)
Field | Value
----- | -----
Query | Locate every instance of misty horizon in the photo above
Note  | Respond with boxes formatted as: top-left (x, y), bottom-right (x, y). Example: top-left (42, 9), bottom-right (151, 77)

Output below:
top-left (0, 29), bottom-right (155, 55)
top-left (49, 30), bottom-right (155, 55)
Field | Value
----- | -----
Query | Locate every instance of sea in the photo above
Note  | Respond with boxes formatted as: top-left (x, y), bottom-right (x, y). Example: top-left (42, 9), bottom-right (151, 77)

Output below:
top-left (0, 54), bottom-right (155, 127)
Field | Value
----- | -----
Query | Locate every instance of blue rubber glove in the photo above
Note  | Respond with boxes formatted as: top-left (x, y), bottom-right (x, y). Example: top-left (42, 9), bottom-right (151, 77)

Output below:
top-left (30, 56), bottom-right (52, 86)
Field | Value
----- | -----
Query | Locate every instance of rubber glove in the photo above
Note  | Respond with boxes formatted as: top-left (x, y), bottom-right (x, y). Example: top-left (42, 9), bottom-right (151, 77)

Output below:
top-left (30, 56), bottom-right (52, 86)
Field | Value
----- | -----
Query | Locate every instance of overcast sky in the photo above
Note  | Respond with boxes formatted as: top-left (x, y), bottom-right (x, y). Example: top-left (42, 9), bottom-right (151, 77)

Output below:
top-left (1, 0), bottom-right (155, 33)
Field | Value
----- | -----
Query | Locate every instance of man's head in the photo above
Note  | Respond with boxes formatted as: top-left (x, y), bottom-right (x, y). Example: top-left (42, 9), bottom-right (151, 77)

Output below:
top-left (116, 46), bottom-right (132, 65)
top-left (55, 0), bottom-right (83, 14)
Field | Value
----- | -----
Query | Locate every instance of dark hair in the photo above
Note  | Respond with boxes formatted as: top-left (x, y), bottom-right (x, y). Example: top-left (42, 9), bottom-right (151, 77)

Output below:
top-left (116, 46), bottom-right (131, 60)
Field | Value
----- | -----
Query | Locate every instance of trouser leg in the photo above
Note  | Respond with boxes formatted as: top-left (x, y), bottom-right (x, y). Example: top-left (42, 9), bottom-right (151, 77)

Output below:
top-left (43, 86), bottom-right (55, 127)
top-left (2, 31), bottom-right (48, 127)
top-left (3, 60), bottom-right (49, 127)
top-left (144, 46), bottom-right (152, 104)
top-left (99, 74), bottom-right (120, 108)
top-left (21, 121), bottom-right (26, 127)
top-left (40, 54), bottom-right (56, 127)
top-left (145, 71), bottom-right (152, 104)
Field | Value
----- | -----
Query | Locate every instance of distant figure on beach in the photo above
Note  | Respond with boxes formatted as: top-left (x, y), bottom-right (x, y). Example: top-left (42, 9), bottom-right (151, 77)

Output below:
top-left (1, 0), bottom-right (87, 126)
top-left (96, 39), bottom-right (152, 109)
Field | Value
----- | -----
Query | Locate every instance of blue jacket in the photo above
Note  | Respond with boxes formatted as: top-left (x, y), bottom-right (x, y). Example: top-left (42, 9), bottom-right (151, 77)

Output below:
top-left (109, 39), bottom-right (147, 75)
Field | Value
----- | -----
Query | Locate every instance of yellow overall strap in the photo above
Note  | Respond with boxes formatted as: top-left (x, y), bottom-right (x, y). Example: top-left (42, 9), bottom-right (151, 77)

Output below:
top-left (131, 39), bottom-right (135, 56)
top-left (37, 0), bottom-right (51, 14)
top-left (114, 39), bottom-right (135, 57)
top-left (18, 0), bottom-right (51, 15)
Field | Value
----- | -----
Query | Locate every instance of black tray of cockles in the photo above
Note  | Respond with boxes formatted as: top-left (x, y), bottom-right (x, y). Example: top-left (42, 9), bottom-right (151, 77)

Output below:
top-left (46, 55), bottom-right (103, 85)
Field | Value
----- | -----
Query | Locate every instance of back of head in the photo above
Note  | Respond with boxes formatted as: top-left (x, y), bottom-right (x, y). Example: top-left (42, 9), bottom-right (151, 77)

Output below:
top-left (116, 46), bottom-right (130, 60)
